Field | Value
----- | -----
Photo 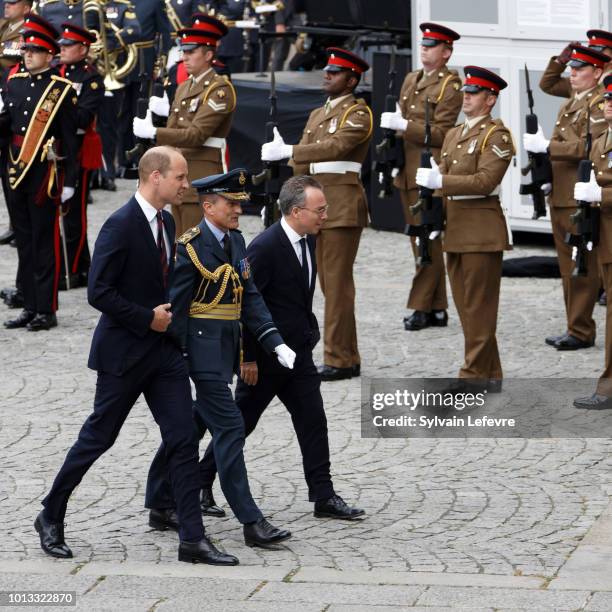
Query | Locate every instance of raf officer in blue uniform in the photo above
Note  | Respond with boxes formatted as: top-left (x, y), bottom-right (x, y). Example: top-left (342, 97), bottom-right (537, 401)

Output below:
top-left (34, 0), bottom-right (84, 30)
top-left (145, 168), bottom-right (295, 549)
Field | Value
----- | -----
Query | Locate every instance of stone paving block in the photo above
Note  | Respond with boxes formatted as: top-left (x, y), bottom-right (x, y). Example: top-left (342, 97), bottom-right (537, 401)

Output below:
top-left (250, 582), bottom-right (424, 605)
top-left (415, 586), bottom-right (590, 609)
top-left (585, 591), bottom-right (612, 611)
top-left (156, 599), bottom-right (324, 612)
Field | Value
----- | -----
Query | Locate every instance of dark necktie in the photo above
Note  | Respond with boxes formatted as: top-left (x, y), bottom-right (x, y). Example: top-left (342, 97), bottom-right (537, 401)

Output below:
top-left (222, 233), bottom-right (232, 261)
top-left (156, 211), bottom-right (169, 286)
top-left (299, 237), bottom-right (309, 288)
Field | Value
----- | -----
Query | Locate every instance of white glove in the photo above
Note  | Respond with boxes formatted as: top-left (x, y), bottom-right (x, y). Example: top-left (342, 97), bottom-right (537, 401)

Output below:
top-left (149, 92), bottom-right (170, 117)
top-left (274, 343), bottom-right (296, 369)
top-left (133, 110), bottom-right (157, 140)
top-left (260, 205), bottom-right (266, 225)
top-left (415, 156), bottom-right (442, 190)
top-left (380, 102), bottom-right (408, 131)
top-left (523, 125), bottom-right (549, 154)
top-left (261, 126), bottom-right (293, 161)
top-left (60, 186), bottom-right (75, 203)
top-left (574, 170), bottom-right (602, 202)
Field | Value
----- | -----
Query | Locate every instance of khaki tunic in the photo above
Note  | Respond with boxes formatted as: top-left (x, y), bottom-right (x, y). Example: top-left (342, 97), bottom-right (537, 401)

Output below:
top-left (539, 57), bottom-right (572, 100)
top-left (0, 20), bottom-right (24, 71)
top-left (289, 94), bottom-right (372, 368)
top-left (156, 71), bottom-right (236, 236)
top-left (547, 86), bottom-right (606, 341)
top-left (394, 66), bottom-right (462, 313)
top-left (438, 115), bottom-right (514, 380)
top-left (590, 130), bottom-right (612, 393)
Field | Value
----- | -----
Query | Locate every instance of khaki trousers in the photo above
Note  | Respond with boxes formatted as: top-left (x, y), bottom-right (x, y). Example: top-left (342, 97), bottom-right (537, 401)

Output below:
top-left (446, 251), bottom-right (503, 380)
top-left (316, 226), bottom-right (362, 369)
top-left (597, 263), bottom-right (612, 395)
top-left (172, 203), bottom-right (203, 239)
top-left (400, 189), bottom-right (448, 312)
top-left (550, 206), bottom-right (599, 342)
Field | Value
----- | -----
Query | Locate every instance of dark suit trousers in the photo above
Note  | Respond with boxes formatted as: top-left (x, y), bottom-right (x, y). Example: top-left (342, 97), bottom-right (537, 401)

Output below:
top-left (199, 354), bottom-right (334, 503)
top-left (146, 379), bottom-right (263, 525)
top-left (42, 340), bottom-right (204, 543)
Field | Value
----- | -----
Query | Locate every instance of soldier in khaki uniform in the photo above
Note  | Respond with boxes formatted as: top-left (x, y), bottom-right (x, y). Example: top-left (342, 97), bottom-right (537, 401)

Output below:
top-left (416, 67), bottom-right (513, 389)
top-left (574, 75), bottom-right (612, 409)
top-left (0, 0), bottom-right (31, 71)
top-left (261, 48), bottom-right (372, 381)
top-left (133, 14), bottom-right (235, 237)
top-left (526, 45), bottom-right (609, 350)
top-left (380, 22), bottom-right (462, 331)
top-left (540, 30), bottom-right (612, 102)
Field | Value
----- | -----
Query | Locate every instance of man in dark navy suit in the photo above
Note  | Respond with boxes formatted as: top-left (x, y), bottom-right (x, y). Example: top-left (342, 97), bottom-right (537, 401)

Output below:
top-left (35, 146), bottom-right (238, 566)
top-left (198, 175), bottom-right (365, 521)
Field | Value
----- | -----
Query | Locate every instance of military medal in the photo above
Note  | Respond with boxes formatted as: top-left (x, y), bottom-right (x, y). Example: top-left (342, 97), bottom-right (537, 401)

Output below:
top-left (239, 257), bottom-right (251, 280)
top-left (468, 138), bottom-right (477, 154)
top-left (189, 98), bottom-right (199, 112)
top-left (328, 117), bottom-right (337, 134)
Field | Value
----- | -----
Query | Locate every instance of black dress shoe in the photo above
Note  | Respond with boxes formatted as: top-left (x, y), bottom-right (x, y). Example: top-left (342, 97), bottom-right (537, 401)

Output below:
top-left (317, 364), bottom-right (353, 381)
top-left (0, 287), bottom-right (11, 299)
top-left (4, 289), bottom-right (24, 309)
top-left (4, 309), bottom-right (35, 329)
top-left (0, 228), bottom-right (14, 245)
top-left (351, 364), bottom-right (361, 377)
top-left (27, 313), bottom-right (57, 331)
top-left (404, 310), bottom-right (431, 331)
top-left (200, 488), bottom-right (226, 517)
top-left (244, 517), bottom-right (291, 548)
top-left (555, 334), bottom-right (594, 351)
top-left (178, 536), bottom-right (239, 565)
top-left (314, 494), bottom-right (365, 520)
top-left (149, 508), bottom-right (179, 532)
top-left (545, 332), bottom-right (568, 346)
top-left (574, 394), bottom-right (612, 410)
top-left (100, 178), bottom-right (117, 192)
top-left (34, 512), bottom-right (72, 559)
top-left (430, 310), bottom-right (448, 327)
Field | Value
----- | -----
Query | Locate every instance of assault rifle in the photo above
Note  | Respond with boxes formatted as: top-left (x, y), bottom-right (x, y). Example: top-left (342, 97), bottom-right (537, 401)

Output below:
top-left (405, 98), bottom-right (443, 266)
top-left (519, 64), bottom-right (552, 220)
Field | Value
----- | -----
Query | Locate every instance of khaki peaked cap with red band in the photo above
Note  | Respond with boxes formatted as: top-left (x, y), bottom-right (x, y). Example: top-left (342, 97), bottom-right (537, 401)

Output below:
top-left (587, 29), bottom-right (612, 51)
top-left (419, 22), bottom-right (460, 47)
top-left (22, 30), bottom-right (59, 54)
top-left (179, 14), bottom-right (227, 50)
top-left (58, 22), bottom-right (96, 46)
top-left (324, 47), bottom-right (369, 74)
top-left (22, 13), bottom-right (59, 40)
top-left (568, 44), bottom-right (609, 68)
top-left (603, 74), bottom-right (612, 99)
top-left (462, 66), bottom-right (507, 95)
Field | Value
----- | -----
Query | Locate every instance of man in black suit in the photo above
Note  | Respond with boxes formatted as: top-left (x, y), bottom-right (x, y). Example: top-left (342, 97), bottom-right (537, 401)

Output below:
top-left (199, 175), bottom-right (365, 520)
top-left (36, 146), bottom-right (238, 566)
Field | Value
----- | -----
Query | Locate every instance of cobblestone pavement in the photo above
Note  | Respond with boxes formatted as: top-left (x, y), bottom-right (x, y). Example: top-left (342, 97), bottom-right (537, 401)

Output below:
top-left (1, 181), bottom-right (612, 610)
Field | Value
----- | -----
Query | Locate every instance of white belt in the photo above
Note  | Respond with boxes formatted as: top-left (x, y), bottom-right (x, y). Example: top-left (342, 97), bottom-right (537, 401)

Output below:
top-left (309, 161), bottom-right (361, 175)
top-left (203, 137), bottom-right (226, 149)
top-left (447, 188), bottom-right (500, 201)
top-left (76, 128), bottom-right (85, 135)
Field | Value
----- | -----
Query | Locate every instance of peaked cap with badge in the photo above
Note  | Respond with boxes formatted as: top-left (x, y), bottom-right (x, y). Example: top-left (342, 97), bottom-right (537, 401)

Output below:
top-left (192, 168), bottom-right (250, 201)
top-left (419, 22), bottom-right (460, 47)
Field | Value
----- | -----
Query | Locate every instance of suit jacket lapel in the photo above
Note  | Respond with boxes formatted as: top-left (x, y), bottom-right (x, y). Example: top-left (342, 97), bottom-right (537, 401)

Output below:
top-left (275, 222), bottom-right (309, 298)
top-left (131, 198), bottom-right (164, 284)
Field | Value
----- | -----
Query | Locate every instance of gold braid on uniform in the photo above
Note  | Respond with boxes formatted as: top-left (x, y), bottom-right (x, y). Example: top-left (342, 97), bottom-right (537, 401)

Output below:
top-left (185, 243), bottom-right (243, 317)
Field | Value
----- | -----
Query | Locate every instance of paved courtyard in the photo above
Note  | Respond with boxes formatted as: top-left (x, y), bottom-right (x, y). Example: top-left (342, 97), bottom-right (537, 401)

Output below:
top-left (1, 181), bottom-right (612, 610)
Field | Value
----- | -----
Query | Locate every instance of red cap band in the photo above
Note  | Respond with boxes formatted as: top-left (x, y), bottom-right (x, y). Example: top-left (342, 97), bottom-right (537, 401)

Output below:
top-left (590, 36), bottom-right (612, 47)
top-left (465, 75), bottom-right (499, 92)
top-left (572, 49), bottom-right (606, 67)
top-left (327, 55), bottom-right (363, 73)
top-left (422, 30), bottom-right (453, 43)
top-left (61, 28), bottom-right (91, 45)
top-left (23, 34), bottom-right (55, 52)
top-left (180, 32), bottom-right (218, 47)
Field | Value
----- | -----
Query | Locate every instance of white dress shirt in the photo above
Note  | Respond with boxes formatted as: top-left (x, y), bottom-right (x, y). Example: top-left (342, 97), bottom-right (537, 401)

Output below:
top-left (281, 216), bottom-right (312, 286)
top-left (135, 191), bottom-right (170, 263)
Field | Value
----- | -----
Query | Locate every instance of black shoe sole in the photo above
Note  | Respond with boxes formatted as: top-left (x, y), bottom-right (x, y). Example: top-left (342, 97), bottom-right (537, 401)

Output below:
top-left (149, 517), bottom-right (178, 532)
top-left (34, 517), bottom-right (73, 559)
top-left (201, 507), bottom-right (226, 518)
top-left (555, 342), bottom-right (594, 351)
top-left (244, 533), bottom-right (292, 549)
top-left (178, 551), bottom-right (239, 565)
top-left (313, 510), bottom-right (366, 520)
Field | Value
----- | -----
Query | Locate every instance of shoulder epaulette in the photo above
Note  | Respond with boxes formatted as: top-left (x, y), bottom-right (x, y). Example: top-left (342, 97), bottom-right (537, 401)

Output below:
top-left (177, 226), bottom-right (201, 244)
top-left (8, 72), bottom-right (28, 80)
top-left (51, 75), bottom-right (73, 86)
